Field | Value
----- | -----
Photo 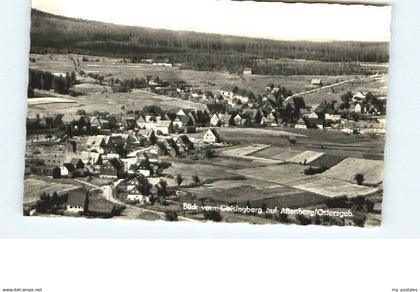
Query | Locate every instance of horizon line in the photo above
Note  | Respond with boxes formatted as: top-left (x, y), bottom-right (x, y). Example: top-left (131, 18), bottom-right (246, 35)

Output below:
top-left (32, 8), bottom-right (390, 44)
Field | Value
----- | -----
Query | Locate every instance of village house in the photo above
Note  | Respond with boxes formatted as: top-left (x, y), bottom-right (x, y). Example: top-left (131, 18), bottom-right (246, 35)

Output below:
top-left (173, 115), bottom-right (194, 129)
top-left (52, 165), bottom-right (70, 178)
top-left (233, 114), bottom-right (243, 126)
top-left (144, 148), bottom-right (159, 163)
top-left (210, 113), bottom-right (221, 127)
top-left (352, 92), bottom-right (366, 102)
top-left (243, 68), bottom-right (253, 75)
top-left (203, 128), bottom-right (221, 144)
top-left (295, 118), bottom-right (307, 129)
top-left (66, 189), bottom-right (87, 213)
top-left (125, 132), bottom-right (145, 151)
top-left (300, 109), bottom-right (319, 119)
top-left (261, 113), bottom-right (278, 127)
top-left (161, 138), bottom-right (180, 157)
top-left (233, 94), bottom-right (250, 104)
top-left (152, 120), bottom-right (173, 135)
top-left (149, 143), bottom-right (167, 157)
top-left (219, 114), bottom-right (233, 127)
top-left (99, 160), bottom-right (121, 178)
top-left (305, 118), bottom-right (324, 129)
top-left (121, 157), bottom-right (139, 173)
top-left (89, 116), bottom-right (102, 130)
top-left (176, 135), bottom-right (194, 154)
top-left (177, 109), bottom-right (189, 116)
top-left (126, 185), bottom-right (150, 205)
top-left (64, 158), bottom-right (85, 173)
top-left (135, 116), bottom-right (146, 129)
top-left (81, 151), bottom-right (102, 166)
top-left (138, 129), bottom-right (156, 143)
top-left (86, 135), bottom-right (106, 154)
top-left (220, 86), bottom-right (234, 99)
top-left (354, 103), bottom-right (363, 113)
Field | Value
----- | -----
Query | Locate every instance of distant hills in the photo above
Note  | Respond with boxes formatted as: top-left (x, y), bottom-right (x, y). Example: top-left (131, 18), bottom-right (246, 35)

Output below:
top-left (30, 9), bottom-right (389, 74)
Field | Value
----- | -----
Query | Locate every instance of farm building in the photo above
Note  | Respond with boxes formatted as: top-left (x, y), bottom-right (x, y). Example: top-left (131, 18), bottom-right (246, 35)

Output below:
top-left (203, 128), bottom-right (221, 144)
top-left (243, 68), bottom-right (253, 75)
top-left (311, 79), bottom-right (323, 87)
top-left (66, 189), bottom-right (88, 213)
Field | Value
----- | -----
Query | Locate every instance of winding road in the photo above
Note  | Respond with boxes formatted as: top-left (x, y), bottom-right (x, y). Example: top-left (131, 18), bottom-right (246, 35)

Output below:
top-left (74, 178), bottom-right (198, 222)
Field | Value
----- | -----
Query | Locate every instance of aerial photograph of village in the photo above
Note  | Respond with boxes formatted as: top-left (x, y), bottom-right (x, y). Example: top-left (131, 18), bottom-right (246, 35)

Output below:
top-left (24, 0), bottom-right (390, 227)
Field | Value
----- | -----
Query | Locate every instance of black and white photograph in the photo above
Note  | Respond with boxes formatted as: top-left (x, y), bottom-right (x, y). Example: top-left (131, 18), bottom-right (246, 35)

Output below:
top-left (24, 0), bottom-right (391, 227)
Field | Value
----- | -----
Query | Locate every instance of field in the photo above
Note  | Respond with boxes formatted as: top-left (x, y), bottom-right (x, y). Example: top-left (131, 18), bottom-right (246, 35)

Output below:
top-left (217, 128), bottom-right (384, 160)
top-left (23, 177), bottom-right (82, 204)
top-left (293, 177), bottom-right (379, 198)
top-left (27, 89), bottom-right (206, 118)
top-left (27, 97), bottom-right (76, 106)
top-left (297, 74), bottom-right (388, 106)
top-left (320, 158), bottom-right (384, 185)
top-left (26, 52), bottom-right (386, 225)
top-left (233, 164), bottom-right (380, 198)
top-left (286, 151), bottom-right (324, 164)
top-left (29, 53), bottom-right (377, 96)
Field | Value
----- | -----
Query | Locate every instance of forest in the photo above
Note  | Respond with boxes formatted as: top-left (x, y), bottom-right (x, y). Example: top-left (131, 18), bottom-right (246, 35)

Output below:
top-left (31, 9), bottom-right (389, 74)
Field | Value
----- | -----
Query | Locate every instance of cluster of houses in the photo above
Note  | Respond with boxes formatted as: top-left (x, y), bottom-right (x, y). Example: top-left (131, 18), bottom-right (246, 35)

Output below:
top-left (294, 91), bottom-right (386, 134)
top-left (26, 105), bottom-right (226, 180)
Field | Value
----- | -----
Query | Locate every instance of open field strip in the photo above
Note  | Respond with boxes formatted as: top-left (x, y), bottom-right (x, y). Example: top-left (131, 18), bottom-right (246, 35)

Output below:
top-left (320, 158), bottom-right (384, 185)
top-left (28, 97), bottom-right (76, 105)
top-left (222, 144), bottom-right (271, 156)
top-left (218, 127), bottom-right (307, 138)
top-left (233, 164), bottom-right (379, 199)
top-left (286, 151), bottom-right (325, 164)
top-left (293, 177), bottom-right (379, 198)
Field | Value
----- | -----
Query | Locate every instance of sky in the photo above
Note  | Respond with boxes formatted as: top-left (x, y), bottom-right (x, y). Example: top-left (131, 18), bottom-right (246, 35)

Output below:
top-left (31, 0), bottom-right (392, 42)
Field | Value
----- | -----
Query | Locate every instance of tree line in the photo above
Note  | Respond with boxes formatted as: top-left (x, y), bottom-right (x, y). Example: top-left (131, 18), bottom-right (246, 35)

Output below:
top-left (31, 9), bottom-right (389, 75)
top-left (28, 69), bottom-right (77, 96)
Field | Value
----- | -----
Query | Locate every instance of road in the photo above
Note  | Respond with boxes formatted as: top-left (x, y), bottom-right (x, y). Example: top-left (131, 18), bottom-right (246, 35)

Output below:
top-left (283, 74), bottom-right (381, 103)
top-left (74, 178), bottom-right (198, 222)
top-left (283, 78), bottom-right (358, 103)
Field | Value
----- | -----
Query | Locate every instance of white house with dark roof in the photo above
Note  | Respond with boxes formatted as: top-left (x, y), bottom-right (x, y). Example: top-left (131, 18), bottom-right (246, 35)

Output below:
top-left (203, 128), bottom-right (221, 144)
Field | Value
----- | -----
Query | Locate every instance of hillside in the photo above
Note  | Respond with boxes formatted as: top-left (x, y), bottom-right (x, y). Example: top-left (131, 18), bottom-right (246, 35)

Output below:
top-left (30, 9), bottom-right (389, 74)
